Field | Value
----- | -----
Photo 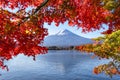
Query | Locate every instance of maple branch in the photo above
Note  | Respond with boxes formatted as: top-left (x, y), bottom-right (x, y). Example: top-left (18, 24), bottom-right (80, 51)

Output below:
top-left (34, 0), bottom-right (49, 14)
top-left (17, 0), bottom-right (49, 26)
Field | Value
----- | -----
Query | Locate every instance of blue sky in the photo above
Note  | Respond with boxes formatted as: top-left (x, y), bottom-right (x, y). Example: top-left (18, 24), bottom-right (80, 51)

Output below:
top-left (44, 22), bottom-right (108, 39)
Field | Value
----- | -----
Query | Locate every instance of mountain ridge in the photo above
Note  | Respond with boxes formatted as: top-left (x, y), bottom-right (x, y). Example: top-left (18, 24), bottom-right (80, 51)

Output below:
top-left (43, 29), bottom-right (93, 47)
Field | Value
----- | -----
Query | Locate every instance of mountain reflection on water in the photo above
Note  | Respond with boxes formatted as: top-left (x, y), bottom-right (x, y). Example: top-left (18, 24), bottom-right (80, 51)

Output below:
top-left (0, 50), bottom-right (120, 80)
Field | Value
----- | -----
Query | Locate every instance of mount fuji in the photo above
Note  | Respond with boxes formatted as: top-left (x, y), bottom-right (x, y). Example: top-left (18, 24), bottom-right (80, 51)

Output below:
top-left (43, 29), bottom-right (93, 47)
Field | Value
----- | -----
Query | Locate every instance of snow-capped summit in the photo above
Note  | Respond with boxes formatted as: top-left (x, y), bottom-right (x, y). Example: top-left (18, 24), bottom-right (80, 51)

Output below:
top-left (43, 29), bottom-right (93, 47)
top-left (56, 29), bottom-right (73, 35)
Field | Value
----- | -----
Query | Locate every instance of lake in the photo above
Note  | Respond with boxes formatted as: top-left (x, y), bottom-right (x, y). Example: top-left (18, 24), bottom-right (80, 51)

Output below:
top-left (0, 50), bottom-right (120, 80)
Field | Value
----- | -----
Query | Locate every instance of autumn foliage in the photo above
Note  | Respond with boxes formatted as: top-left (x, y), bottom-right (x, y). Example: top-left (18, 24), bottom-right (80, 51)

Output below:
top-left (0, 0), bottom-right (120, 76)
top-left (76, 30), bottom-right (120, 76)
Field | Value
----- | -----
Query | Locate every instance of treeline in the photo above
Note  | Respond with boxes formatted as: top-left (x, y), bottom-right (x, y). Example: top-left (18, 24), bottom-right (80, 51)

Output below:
top-left (47, 46), bottom-right (75, 50)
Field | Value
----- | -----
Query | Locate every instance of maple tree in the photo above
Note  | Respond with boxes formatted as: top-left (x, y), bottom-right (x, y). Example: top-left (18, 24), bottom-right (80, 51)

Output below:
top-left (0, 0), bottom-right (120, 77)
top-left (76, 30), bottom-right (120, 77)
top-left (75, 0), bottom-right (120, 77)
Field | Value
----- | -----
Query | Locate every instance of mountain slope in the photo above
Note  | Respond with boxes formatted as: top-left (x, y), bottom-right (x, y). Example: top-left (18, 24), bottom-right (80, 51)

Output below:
top-left (43, 29), bottom-right (93, 47)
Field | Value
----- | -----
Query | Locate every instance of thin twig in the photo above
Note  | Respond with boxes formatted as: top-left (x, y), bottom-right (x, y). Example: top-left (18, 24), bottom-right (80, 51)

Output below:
top-left (17, 0), bottom-right (49, 26)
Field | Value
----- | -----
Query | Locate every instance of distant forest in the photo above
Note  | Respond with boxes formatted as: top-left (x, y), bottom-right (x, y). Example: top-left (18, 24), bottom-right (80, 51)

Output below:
top-left (47, 46), bottom-right (76, 50)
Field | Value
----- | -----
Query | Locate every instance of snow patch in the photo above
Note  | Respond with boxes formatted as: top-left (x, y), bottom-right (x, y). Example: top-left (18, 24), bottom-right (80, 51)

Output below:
top-left (43, 29), bottom-right (93, 47)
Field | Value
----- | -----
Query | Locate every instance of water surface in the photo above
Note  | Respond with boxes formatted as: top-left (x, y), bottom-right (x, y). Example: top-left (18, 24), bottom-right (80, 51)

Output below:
top-left (0, 50), bottom-right (120, 80)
